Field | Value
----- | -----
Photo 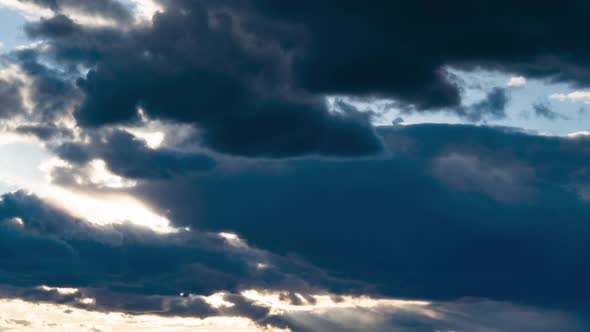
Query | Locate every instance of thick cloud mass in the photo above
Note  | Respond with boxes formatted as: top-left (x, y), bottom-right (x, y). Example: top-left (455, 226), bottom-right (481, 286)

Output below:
top-left (0, 80), bottom-right (24, 119)
top-left (4, 1), bottom-right (590, 330)
top-left (24, 8), bottom-right (382, 157)
top-left (0, 191), bottom-right (344, 324)
top-left (18, 0), bottom-right (590, 156)
top-left (136, 124), bottom-right (590, 313)
top-left (0, 191), bottom-right (587, 332)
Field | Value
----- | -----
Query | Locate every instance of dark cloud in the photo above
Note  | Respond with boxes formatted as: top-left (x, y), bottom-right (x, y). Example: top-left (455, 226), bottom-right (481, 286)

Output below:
top-left (0, 191), bottom-right (345, 317)
top-left (20, 0), bottom-right (590, 157)
top-left (54, 130), bottom-right (216, 179)
top-left (134, 124), bottom-right (590, 314)
top-left (10, 49), bottom-right (80, 122)
top-left (238, 0), bottom-right (590, 98)
top-left (5, 1), bottom-right (590, 330)
top-left (533, 102), bottom-right (566, 120)
top-left (0, 80), bottom-right (24, 119)
top-left (457, 87), bottom-right (509, 122)
top-left (23, 8), bottom-right (382, 158)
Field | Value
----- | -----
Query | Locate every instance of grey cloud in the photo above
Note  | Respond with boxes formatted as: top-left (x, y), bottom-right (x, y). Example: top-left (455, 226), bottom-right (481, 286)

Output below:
top-left (133, 124), bottom-right (590, 314)
top-left (0, 191), bottom-right (343, 299)
top-left (54, 130), bottom-right (216, 179)
top-left (457, 87), bottom-right (509, 122)
top-left (0, 80), bottom-right (25, 119)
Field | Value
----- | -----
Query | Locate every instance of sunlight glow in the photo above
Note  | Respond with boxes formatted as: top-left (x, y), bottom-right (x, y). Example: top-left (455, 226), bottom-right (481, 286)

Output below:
top-left (43, 185), bottom-right (174, 233)
top-left (125, 129), bottom-right (165, 149)
top-left (241, 290), bottom-right (437, 318)
top-left (204, 293), bottom-right (235, 309)
top-left (87, 159), bottom-right (138, 189)
top-left (219, 232), bottom-right (248, 248)
top-left (0, 298), bottom-right (272, 332)
top-left (566, 131), bottom-right (590, 138)
top-left (37, 286), bottom-right (79, 295)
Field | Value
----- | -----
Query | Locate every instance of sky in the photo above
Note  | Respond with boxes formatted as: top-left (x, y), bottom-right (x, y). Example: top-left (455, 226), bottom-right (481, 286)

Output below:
top-left (0, 1), bottom-right (589, 331)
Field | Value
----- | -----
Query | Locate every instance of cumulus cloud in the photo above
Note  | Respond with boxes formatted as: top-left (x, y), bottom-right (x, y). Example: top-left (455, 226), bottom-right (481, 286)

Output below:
top-left (0, 190), bottom-right (359, 328)
top-left (12, 0), bottom-right (590, 157)
top-left (2, 1), bottom-right (590, 330)
top-left (506, 76), bottom-right (527, 87)
top-left (4, 190), bottom-right (581, 332)
top-left (550, 90), bottom-right (590, 103)
top-left (0, 79), bottom-right (25, 118)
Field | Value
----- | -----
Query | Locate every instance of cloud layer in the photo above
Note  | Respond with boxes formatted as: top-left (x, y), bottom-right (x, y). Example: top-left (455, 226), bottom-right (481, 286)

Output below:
top-left (1, 1), bottom-right (590, 331)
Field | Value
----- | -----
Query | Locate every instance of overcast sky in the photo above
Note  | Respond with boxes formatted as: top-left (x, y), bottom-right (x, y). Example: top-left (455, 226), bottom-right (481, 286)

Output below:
top-left (0, 1), bottom-right (589, 331)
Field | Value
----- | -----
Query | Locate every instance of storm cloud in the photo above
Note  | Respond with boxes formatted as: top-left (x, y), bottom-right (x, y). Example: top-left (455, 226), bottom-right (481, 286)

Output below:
top-left (134, 124), bottom-right (590, 314)
top-left (17, 0), bottom-right (590, 157)
top-left (1, 1), bottom-right (590, 331)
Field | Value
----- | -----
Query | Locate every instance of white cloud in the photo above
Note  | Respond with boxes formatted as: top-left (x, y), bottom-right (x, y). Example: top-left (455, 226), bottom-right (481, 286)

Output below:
top-left (550, 90), bottom-right (590, 103)
top-left (130, 0), bottom-right (162, 23)
top-left (506, 76), bottom-right (527, 87)
top-left (566, 131), bottom-right (590, 138)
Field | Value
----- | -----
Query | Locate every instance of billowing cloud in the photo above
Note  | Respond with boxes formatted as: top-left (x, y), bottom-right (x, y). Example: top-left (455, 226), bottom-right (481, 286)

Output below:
top-left (0, 190), bottom-right (357, 330)
top-left (506, 76), bottom-right (527, 87)
top-left (1, 1), bottom-right (590, 331)
top-left (3, 190), bottom-right (583, 332)
top-left (133, 124), bottom-right (590, 315)
top-left (14, 0), bottom-right (590, 157)
top-left (550, 90), bottom-right (590, 103)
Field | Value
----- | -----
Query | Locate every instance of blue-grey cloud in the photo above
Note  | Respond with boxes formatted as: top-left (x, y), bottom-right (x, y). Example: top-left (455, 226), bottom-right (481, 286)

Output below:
top-left (134, 124), bottom-right (590, 315)
top-left (457, 87), bottom-right (509, 122)
top-left (23, 10), bottom-right (382, 158)
top-left (533, 102), bottom-right (566, 120)
top-left (0, 190), bottom-right (352, 330)
top-left (0, 79), bottom-right (24, 119)
top-left (54, 130), bottom-right (215, 179)
top-left (0, 190), bottom-right (587, 332)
